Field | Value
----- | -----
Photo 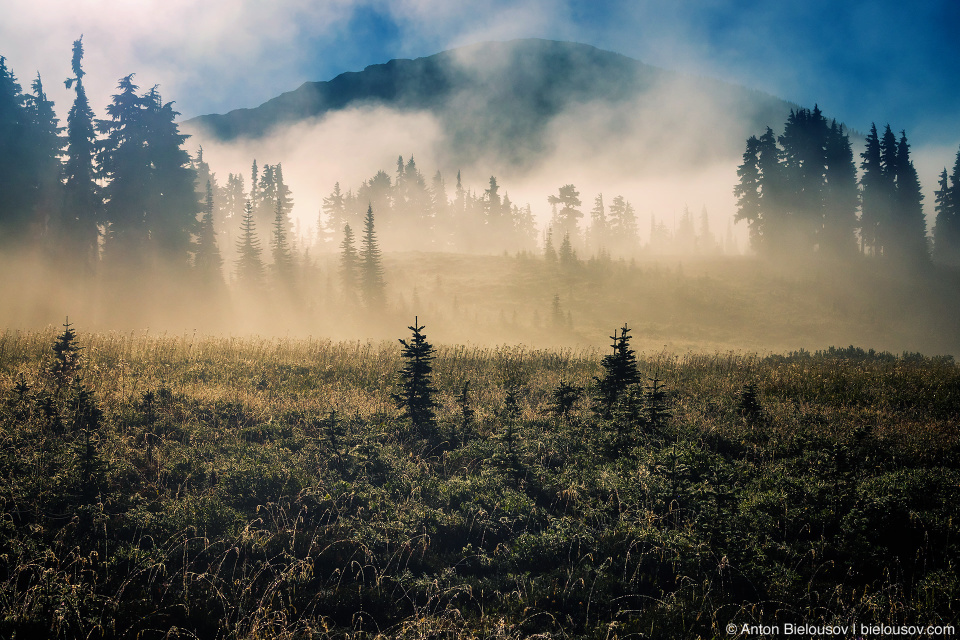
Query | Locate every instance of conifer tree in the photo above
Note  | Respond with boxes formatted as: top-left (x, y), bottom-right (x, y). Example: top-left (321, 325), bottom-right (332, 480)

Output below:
top-left (859, 123), bottom-right (886, 255)
top-left (0, 55), bottom-right (35, 245)
top-left (360, 204), bottom-right (385, 308)
top-left (558, 231), bottom-right (577, 268)
top-left (889, 131), bottom-right (928, 264)
top-left (392, 318), bottom-right (438, 440)
top-left (271, 189), bottom-right (294, 283)
top-left (821, 121), bottom-right (859, 257)
top-left (235, 200), bottom-right (264, 286)
top-left (590, 193), bottom-right (607, 252)
top-left (544, 228), bottom-right (557, 262)
top-left (933, 148), bottom-right (960, 265)
top-left (548, 184), bottom-right (583, 240)
top-left (593, 324), bottom-right (641, 418)
top-left (62, 37), bottom-right (100, 269)
top-left (607, 195), bottom-right (638, 255)
top-left (25, 73), bottom-right (64, 244)
top-left (194, 180), bottom-right (224, 286)
top-left (339, 223), bottom-right (359, 296)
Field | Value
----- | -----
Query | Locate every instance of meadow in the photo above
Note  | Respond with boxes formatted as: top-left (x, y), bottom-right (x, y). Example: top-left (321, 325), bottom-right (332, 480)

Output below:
top-left (0, 322), bottom-right (958, 638)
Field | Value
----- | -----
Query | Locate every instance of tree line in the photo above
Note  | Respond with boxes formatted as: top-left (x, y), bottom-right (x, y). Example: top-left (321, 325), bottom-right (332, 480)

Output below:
top-left (734, 104), bottom-right (960, 267)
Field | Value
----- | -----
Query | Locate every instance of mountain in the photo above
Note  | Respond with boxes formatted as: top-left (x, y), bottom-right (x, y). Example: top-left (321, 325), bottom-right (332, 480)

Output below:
top-left (184, 38), bottom-right (799, 172)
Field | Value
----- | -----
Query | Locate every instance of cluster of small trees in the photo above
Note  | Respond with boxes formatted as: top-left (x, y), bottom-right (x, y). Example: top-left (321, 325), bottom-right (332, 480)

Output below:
top-left (0, 39), bottom-right (200, 273)
top-left (319, 158), bottom-right (539, 254)
top-left (734, 105), bottom-right (960, 267)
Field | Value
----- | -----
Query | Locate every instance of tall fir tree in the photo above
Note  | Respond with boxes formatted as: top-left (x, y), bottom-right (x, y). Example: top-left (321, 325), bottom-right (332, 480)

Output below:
top-left (194, 180), bottom-right (224, 287)
top-left (360, 204), bottom-right (385, 308)
top-left (339, 223), bottom-right (359, 298)
top-left (820, 120), bottom-right (859, 257)
top-left (548, 184), bottom-right (583, 241)
top-left (933, 147), bottom-right (960, 265)
top-left (271, 189), bottom-right (294, 284)
top-left (859, 123), bottom-right (886, 255)
top-left (25, 73), bottom-right (64, 245)
top-left (235, 199), bottom-right (264, 287)
top-left (62, 37), bottom-right (100, 269)
top-left (589, 193), bottom-right (607, 252)
top-left (889, 131), bottom-right (928, 265)
top-left (0, 55), bottom-right (36, 245)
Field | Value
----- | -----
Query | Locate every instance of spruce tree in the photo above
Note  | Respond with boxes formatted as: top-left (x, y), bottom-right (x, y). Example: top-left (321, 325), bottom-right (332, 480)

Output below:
top-left (0, 55), bottom-right (34, 245)
top-left (194, 180), bottom-right (224, 287)
top-left (271, 189), bottom-right (294, 284)
top-left (821, 121), bottom-right (859, 257)
top-left (25, 73), bottom-right (64, 245)
top-left (589, 193), bottom-right (607, 252)
top-left (392, 318), bottom-right (438, 440)
top-left (548, 184), bottom-right (583, 241)
top-left (558, 231), bottom-right (577, 268)
top-left (933, 148), bottom-right (960, 265)
top-left (360, 204), bottom-right (385, 308)
top-left (235, 200), bottom-right (264, 286)
top-left (593, 324), bottom-right (641, 418)
top-left (62, 36), bottom-right (100, 269)
top-left (889, 131), bottom-right (928, 265)
top-left (859, 123), bottom-right (885, 255)
top-left (339, 223), bottom-right (359, 297)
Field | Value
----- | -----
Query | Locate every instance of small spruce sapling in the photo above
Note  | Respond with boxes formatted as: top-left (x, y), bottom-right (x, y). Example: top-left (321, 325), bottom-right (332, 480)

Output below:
top-left (593, 324), bottom-right (640, 417)
top-left (392, 318), bottom-right (438, 441)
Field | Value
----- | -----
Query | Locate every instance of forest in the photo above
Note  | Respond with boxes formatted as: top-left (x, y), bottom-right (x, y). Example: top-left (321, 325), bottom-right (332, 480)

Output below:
top-left (1, 37), bottom-right (960, 638)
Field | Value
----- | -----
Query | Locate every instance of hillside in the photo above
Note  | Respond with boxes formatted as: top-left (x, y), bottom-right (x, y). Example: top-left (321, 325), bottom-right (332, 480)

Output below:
top-left (184, 38), bottom-right (799, 171)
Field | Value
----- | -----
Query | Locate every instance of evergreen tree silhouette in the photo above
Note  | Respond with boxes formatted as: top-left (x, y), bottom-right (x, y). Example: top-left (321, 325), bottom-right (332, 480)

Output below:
top-left (24, 73), bottom-right (64, 249)
top-left (543, 228), bottom-right (557, 262)
top-left (821, 120), bottom-right (859, 257)
top-left (859, 123), bottom-right (886, 255)
top-left (271, 189), bottom-right (294, 284)
top-left (933, 147), bottom-right (960, 265)
top-left (360, 204), bottom-right (385, 308)
top-left (235, 199), bottom-right (264, 286)
top-left (63, 37), bottom-right (101, 270)
top-left (194, 180), bottom-right (224, 287)
top-left (558, 231), bottom-right (578, 268)
top-left (0, 55), bottom-right (39, 245)
top-left (889, 131), bottom-right (928, 265)
top-left (548, 184), bottom-right (582, 240)
top-left (49, 317), bottom-right (82, 389)
top-left (392, 318), bottom-right (438, 440)
top-left (594, 324), bottom-right (641, 417)
top-left (339, 223), bottom-right (359, 297)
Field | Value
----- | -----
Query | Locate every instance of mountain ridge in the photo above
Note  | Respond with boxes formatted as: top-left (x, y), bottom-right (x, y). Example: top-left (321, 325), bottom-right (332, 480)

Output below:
top-left (184, 38), bottom-right (802, 171)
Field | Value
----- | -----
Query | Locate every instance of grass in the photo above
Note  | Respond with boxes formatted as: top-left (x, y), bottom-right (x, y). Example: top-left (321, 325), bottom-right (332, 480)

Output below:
top-left (0, 324), bottom-right (957, 638)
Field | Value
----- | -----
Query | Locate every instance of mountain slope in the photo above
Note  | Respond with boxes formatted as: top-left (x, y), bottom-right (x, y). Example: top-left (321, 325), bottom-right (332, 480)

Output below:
top-left (184, 39), bottom-right (798, 170)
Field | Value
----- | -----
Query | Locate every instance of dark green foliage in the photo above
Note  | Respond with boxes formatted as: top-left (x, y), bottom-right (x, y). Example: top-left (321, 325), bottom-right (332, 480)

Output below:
top-left (593, 324), bottom-right (640, 417)
top-left (737, 108), bottom-right (861, 258)
top-left (391, 319), bottom-right (437, 440)
top-left (49, 318), bottom-right (81, 388)
top-left (645, 373), bottom-right (671, 432)
top-left (62, 38), bottom-right (100, 270)
top-left (0, 331), bottom-right (958, 637)
top-left (549, 379), bottom-right (582, 421)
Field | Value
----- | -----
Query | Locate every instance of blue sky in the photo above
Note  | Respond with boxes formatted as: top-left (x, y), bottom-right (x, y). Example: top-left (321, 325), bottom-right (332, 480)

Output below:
top-left (2, 0), bottom-right (957, 146)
